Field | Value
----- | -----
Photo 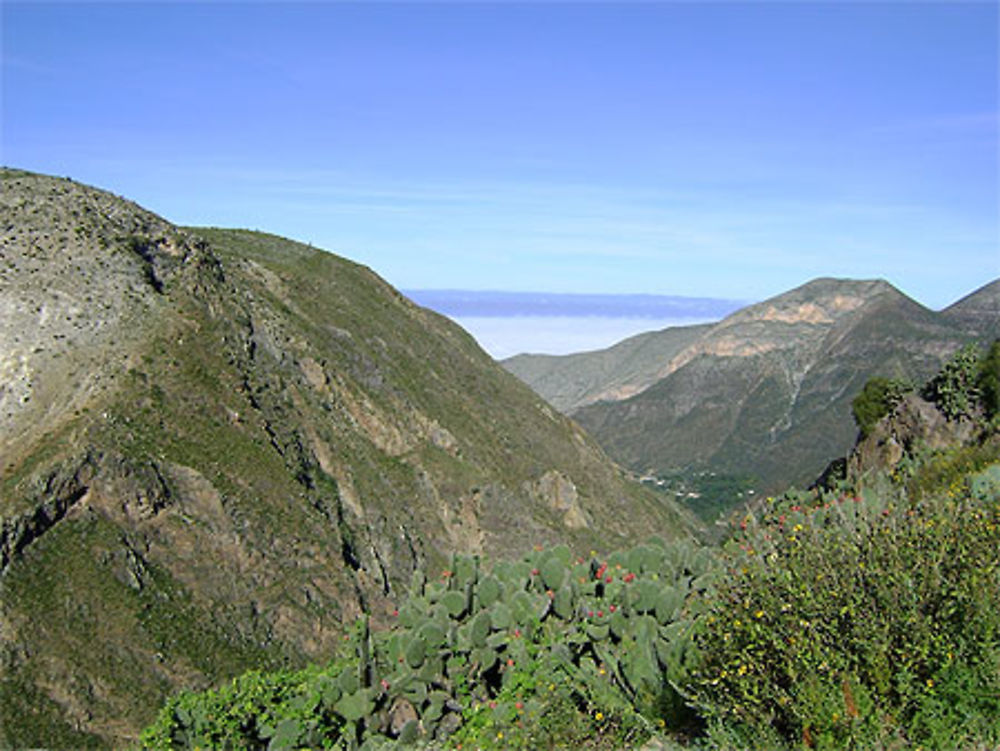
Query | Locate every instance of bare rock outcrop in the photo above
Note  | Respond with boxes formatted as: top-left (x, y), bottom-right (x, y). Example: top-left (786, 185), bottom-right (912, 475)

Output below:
top-left (848, 393), bottom-right (985, 482)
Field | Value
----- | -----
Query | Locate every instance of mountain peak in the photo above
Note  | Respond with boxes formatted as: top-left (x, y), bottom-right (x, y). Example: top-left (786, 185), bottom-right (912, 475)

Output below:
top-left (722, 278), bottom-right (909, 328)
top-left (794, 276), bottom-right (898, 296)
top-left (509, 273), bottom-right (993, 502)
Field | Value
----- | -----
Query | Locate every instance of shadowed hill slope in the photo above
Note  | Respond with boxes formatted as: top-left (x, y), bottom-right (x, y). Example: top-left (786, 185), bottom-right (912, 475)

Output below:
top-left (942, 279), bottom-right (1000, 337)
top-left (0, 169), bottom-right (694, 747)
top-left (504, 323), bottom-right (712, 412)
top-left (509, 278), bottom-right (994, 495)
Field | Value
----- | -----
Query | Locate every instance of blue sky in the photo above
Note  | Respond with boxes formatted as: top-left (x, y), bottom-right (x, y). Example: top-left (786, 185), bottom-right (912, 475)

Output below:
top-left (3, 2), bottom-right (998, 314)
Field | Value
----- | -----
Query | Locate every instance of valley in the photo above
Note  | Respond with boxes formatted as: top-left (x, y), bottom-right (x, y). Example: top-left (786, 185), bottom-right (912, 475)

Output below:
top-left (6, 3), bottom-right (995, 748)
top-left (506, 277), bottom-right (999, 508)
top-left (1, 169), bottom-right (997, 749)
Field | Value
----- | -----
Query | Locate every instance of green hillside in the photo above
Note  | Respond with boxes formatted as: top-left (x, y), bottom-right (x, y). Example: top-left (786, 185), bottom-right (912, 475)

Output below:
top-left (0, 169), bottom-right (694, 747)
top-left (138, 345), bottom-right (1000, 749)
top-left (504, 323), bottom-right (712, 413)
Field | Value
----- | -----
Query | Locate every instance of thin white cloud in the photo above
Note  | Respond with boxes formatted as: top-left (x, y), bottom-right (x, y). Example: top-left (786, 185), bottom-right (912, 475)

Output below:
top-left (55, 153), bottom-right (995, 310)
top-left (0, 54), bottom-right (61, 76)
top-left (866, 112), bottom-right (999, 136)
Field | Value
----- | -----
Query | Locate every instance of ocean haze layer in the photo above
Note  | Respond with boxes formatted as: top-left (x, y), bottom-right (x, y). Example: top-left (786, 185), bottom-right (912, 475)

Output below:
top-left (447, 316), bottom-right (718, 359)
top-left (405, 291), bottom-right (747, 357)
top-left (404, 290), bottom-right (747, 319)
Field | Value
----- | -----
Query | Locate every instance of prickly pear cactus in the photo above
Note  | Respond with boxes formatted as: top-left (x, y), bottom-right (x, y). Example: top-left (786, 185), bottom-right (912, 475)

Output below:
top-left (141, 539), bottom-right (715, 750)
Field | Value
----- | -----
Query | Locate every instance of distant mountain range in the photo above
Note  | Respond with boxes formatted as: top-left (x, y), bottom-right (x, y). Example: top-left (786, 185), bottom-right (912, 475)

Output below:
top-left (0, 169), bottom-right (694, 747)
top-left (404, 289), bottom-right (747, 320)
top-left (505, 277), bottom-right (1000, 495)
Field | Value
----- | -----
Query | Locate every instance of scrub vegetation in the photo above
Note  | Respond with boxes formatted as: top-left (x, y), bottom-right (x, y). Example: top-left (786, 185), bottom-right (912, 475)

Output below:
top-left (141, 346), bottom-right (1000, 749)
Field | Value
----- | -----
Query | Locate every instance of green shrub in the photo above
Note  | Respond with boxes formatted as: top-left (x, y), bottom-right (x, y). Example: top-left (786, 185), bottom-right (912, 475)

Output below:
top-left (977, 339), bottom-right (1000, 419)
top-left (923, 344), bottom-right (983, 421)
top-left (138, 665), bottom-right (351, 749)
top-left (905, 441), bottom-right (1000, 501)
top-left (852, 376), bottom-right (913, 437)
top-left (448, 646), bottom-right (652, 750)
top-left (689, 482), bottom-right (1000, 749)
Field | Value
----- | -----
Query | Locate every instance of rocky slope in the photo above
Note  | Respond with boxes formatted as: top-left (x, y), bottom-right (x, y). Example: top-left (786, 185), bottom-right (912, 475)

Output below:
top-left (846, 391), bottom-right (988, 483)
top-left (509, 278), bottom-right (996, 495)
top-left (0, 169), bottom-right (694, 748)
top-left (504, 323), bottom-right (712, 413)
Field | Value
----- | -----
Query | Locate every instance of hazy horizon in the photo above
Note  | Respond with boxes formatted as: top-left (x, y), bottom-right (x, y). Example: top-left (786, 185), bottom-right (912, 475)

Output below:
top-left (402, 279), bottom-right (996, 357)
top-left (405, 289), bottom-right (747, 357)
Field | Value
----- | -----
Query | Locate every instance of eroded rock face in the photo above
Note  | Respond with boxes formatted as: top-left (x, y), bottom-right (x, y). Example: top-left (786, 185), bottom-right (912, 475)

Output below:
top-left (848, 393), bottom-right (984, 481)
top-left (0, 172), bottom-right (223, 474)
top-left (529, 470), bottom-right (590, 530)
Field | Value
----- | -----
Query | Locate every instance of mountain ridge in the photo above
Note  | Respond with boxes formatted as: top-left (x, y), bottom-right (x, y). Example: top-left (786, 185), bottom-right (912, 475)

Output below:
top-left (942, 278), bottom-right (1000, 335)
top-left (0, 169), bottom-right (694, 747)
top-left (506, 275), bottom-right (997, 496)
top-left (504, 277), bottom-right (928, 414)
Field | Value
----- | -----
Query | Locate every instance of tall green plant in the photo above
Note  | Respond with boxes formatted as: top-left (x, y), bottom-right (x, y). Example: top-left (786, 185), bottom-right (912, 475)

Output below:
top-left (922, 344), bottom-right (983, 421)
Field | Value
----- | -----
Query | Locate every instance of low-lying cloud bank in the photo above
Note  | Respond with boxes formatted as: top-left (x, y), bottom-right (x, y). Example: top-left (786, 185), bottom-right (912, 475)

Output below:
top-left (405, 290), bottom-right (747, 320)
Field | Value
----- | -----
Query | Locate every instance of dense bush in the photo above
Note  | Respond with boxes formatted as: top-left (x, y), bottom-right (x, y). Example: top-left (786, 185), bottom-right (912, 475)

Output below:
top-left (851, 376), bottom-right (913, 437)
top-left (903, 440), bottom-right (1000, 502)
top-left (139, 664), bottom-right (352, 750)
top-left (977, 339), bottom-right (1000, 419)
top-left (922, 343), bottom-right (984, 421)
top-left (689, 474), bottom-right (1000, 749)
top-left (853, 342), bottom-right (999, 433)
